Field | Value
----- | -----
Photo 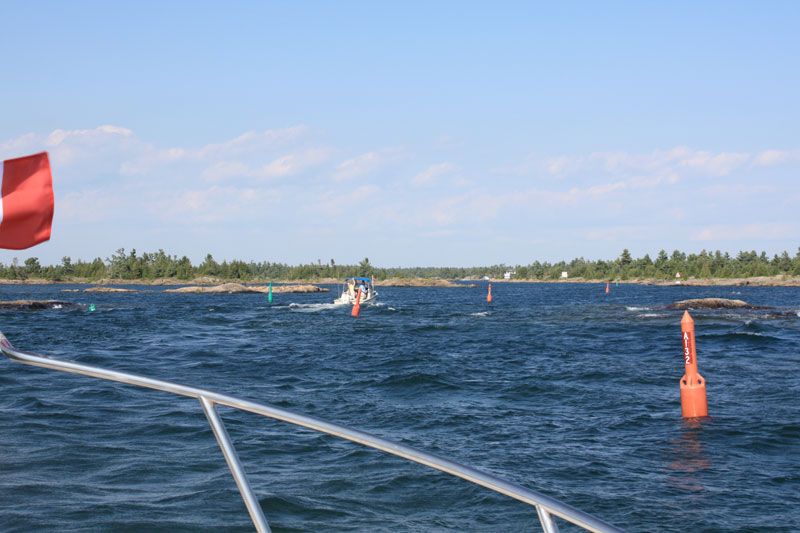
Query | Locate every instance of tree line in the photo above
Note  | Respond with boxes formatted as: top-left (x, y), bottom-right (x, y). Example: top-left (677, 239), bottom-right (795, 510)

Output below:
top-left (1, 247), bottom-right (799, 282)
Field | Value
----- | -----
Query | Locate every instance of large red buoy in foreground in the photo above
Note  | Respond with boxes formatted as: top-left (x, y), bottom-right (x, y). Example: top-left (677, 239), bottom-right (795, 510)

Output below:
top-left (351, 287), bottom-right (363, 317)
top-left (680, 311), bottom-right (708, 417)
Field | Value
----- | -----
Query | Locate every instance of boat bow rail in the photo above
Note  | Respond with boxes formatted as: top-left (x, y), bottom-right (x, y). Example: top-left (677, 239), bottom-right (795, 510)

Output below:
top-left (0, 331), bottom-right (623, 533)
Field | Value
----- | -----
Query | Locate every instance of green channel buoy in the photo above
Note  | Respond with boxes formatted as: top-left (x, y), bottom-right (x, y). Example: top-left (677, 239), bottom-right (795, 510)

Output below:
top-left (89, 304), bottom-right (96, 312)
top-left (268, 283), bottom-right (273, 303)
top-left (616, 281), bottom-right (619, 287)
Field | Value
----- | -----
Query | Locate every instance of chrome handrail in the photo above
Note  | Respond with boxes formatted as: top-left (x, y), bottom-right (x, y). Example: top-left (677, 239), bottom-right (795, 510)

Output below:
top-left (0, 332), bottom-right (624, 533)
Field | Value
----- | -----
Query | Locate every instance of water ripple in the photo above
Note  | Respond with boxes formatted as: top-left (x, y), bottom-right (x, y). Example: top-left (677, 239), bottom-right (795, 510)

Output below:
top-left (0, 283), bottom-right (798, 531)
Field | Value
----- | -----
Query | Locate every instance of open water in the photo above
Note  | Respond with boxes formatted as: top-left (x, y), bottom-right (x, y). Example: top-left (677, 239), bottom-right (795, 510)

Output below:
top-left (0, 282), bottom-right (798, 532)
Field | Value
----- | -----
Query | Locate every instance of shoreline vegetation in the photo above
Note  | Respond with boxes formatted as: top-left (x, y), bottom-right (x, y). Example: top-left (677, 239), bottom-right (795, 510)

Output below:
top-left (2, 275), bottom-right (797, 288)
top-left (0, 247), bottom-right (798, 287)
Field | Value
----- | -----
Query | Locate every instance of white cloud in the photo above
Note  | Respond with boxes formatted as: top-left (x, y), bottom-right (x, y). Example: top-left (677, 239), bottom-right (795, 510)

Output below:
top-left (499, 146), bottom-right (757, 180)
top-left (313, 185), bottom-right (381, 216)
top-left (584, 225), bottom-right (664, 241)
top-left (583, 181), bottom-right (627, 195)
top-left (120, 126), bottom-right (315, 176)
top-left (432, 136), bottom-right (461, 150)
top-left (58, 189), bottom-right (125, 221)
top-left (155, 186), bottom-right (281, 223)
top-left (692, 222), bottom-right (797, 241)
top-left (411, 162), bottom-right (455, 186)
top-left (46, 126), bottom-right (142, 167)
top-left (678, 150), bottom-right (750, 176)
top-left (394, 174), bottom-right (666, 231)
top-left (589, 146), bottom-right (751, 177)
top-left (201, 148), bottom-right (331, 182)
top-left (201, 161), bottom-right (252, 181)
top-left (753, 149), bottom-right (800, 166)
top-left (262, 154), bottom-right (298, 177)
top-left (333, 152), bottom-right (380, 181)
top-left (257, 147), bottom-right (331, 178)
top-left (0, 133), bottom-right (38, 158)
top-left (4, 125), bottom-right (800, 265)
top-left (545, 154), bottom-right (583, 175)
top-left (701, 184), bottom-right (780, 195)
top-left (332, 148), bottom-right (404, 181)
top-left (421, 229), bottom-right (458, 238)
top-left (452, 176), bottom-right (476, 188)
top-left (429, 194), bottom-right (468, 225)
top-left (45, 125), bottom-right (133, 148)
top-left (182, 126), bottom-right (310, 161)
top-left (0, 125), bottom-right (147, 171)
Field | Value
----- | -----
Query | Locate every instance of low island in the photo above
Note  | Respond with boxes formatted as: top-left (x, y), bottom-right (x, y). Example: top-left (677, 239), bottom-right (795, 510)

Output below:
top-left (0, 248), bottom-right (798, 288)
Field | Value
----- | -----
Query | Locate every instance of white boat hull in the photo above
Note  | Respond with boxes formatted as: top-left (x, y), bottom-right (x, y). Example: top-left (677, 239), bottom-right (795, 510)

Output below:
top-left (334, 291), bottom-right (377, 305)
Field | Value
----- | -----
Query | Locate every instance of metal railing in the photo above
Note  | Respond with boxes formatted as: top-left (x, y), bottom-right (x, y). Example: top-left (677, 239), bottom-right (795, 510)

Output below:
top-left (0, 331), bottom-right (624, 533)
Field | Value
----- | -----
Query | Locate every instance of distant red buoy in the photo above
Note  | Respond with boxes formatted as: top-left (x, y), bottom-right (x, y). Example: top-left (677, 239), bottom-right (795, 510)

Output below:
top-left (487, 283), bottom-right (492, 303)
top-left (351, 287), bottom-right (363, 317)
top-left (605, 281), bottom-right (610, 294)
top-left (680, 311), bottom-right (708, 417)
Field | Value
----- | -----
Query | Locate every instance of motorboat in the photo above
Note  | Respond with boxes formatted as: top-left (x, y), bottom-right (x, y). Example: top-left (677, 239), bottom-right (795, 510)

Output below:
top-left (334, 277), bottom-right (378, 305)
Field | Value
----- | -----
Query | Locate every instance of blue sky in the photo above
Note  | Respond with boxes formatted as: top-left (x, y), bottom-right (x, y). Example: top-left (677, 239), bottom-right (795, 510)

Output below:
top-left (1, 1), bottom-right (798, 267)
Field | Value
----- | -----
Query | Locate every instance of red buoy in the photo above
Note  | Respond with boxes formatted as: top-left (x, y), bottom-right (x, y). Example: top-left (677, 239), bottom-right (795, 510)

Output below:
top-left (351, 287), bottom-right (363, 317)
top-left (680, 311), bottom-right (708, 417)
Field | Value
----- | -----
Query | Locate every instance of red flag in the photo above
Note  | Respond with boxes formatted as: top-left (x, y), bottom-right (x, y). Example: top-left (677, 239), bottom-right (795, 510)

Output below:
top-left (0, 152), bottom-right (54, 249)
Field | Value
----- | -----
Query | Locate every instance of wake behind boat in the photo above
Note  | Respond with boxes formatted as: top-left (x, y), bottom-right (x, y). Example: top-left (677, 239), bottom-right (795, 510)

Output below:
top-left (334, 277), bottom-right (378, 305)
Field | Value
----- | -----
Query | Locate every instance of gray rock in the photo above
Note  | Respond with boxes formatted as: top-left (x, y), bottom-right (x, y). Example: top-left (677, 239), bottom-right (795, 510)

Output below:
top-left (667, 298), bottom-right (772, 310)
top-left (0, 300), bottom-right (77, 310)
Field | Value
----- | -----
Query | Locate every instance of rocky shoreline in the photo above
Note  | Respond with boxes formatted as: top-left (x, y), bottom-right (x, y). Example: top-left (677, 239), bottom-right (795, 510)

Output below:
top-left (480, 275), bottom-right (800, 287)
top-left (0, 275), bottom-right (798, 288)
top-left (165, 283), bottom-right (328, 294)
top-left (375, 278), bottom-right (475, 287)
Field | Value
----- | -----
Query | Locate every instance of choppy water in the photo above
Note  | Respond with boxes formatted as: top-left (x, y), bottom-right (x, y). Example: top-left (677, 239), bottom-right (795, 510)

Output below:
top-left (1, 282), bottom-right (798, 532)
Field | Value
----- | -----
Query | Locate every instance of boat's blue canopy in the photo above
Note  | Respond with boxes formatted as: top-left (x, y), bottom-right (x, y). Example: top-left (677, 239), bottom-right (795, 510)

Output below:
top-left (344, 277), bottom-right (373, 283)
